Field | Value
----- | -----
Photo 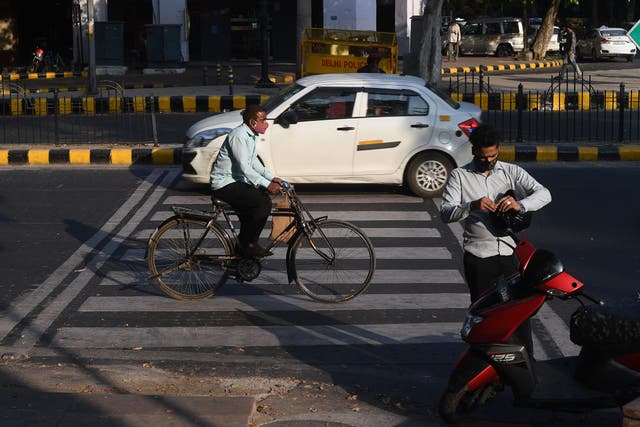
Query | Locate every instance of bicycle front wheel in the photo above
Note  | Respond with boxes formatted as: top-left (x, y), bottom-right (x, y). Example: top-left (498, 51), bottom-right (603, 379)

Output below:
top-left (148, 217), bottom-right (232, 300)
top-left (290, 219), bottom-right (376, 303)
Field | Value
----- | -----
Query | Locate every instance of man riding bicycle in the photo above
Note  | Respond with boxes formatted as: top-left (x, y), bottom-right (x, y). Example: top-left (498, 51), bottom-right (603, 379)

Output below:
top-left (210, 105), bottom-right (283, 258)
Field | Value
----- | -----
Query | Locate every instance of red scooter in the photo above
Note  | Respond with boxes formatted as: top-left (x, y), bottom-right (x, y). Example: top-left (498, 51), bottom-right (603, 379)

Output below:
top-left (439, 212), bottom-right (640, 423)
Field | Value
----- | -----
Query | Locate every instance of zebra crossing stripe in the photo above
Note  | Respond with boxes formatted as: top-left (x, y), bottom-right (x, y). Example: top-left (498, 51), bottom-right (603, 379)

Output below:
top-left (135, 227), bottom-right (441, 240)
top-left (99, 269), bottom-right (464, 285)
top-left (78, 293), bottom-right (470, 312)
top-left (150, 211), bottom-right (432, 222)
top-left (51, 323), bottom-right (464, 348)
top-left (121, 246), bottom-right (451, 261)
top-left (163, 194), bottom-right (425, 205)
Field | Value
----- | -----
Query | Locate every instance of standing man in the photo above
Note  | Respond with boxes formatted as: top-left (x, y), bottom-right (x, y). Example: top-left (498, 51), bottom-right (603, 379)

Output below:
top-left (559, 22), bottom-right (582, 79)
top-left (447, 19), bottom-right (462, 61)
top-left (210, 104), bottom-right (283, 258)
top-left (440, 124), bottom-right (552, 303)
top-left (357, 48), bottom-right (385, 73)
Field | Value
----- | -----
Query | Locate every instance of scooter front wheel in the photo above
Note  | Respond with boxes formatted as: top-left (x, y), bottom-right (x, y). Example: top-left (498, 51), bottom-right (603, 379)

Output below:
top-left (439, 383), bottom-right (496, 424)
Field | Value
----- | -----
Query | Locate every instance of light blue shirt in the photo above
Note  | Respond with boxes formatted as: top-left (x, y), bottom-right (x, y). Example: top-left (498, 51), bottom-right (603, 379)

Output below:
top-left (440, 160), bottom-right (551, 257)
top-left (210, 123), bottom-right (274, 190)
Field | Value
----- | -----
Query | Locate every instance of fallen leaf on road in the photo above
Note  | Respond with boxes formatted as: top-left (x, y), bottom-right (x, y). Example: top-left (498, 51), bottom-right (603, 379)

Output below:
top-left (346, 394), bottom-right (358, 401)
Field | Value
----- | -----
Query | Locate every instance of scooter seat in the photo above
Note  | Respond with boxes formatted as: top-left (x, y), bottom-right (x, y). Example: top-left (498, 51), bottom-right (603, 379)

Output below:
top-left (570, 302), bottom-right (640, 353)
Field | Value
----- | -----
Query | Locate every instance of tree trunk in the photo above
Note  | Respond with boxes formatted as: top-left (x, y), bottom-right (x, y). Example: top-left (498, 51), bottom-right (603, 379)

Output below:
top-left (531, 0), bottom-right (560, 60)
top-left (418, 0), bottom-right (444, 84)
top-left (627, 0), bottom-right (637, 22)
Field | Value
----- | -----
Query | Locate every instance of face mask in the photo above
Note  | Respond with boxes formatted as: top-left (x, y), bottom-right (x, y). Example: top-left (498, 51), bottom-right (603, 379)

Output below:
top-left (474, 157), bottom-right (498, 172)
top-left (252, 120), bottom-right (268, 134)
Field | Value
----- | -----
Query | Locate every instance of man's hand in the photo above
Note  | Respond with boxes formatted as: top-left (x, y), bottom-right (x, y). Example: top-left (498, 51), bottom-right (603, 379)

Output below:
top-left (496, 195), bottom-right (521, 215)
top-left (470, 196), bottom-right (496, 212)
top-left (267, 179), bottom-right (282, 195)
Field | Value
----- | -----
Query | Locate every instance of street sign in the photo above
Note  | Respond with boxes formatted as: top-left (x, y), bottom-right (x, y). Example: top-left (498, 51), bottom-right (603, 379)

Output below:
top-left (627, 19), bottom-right (640, 50)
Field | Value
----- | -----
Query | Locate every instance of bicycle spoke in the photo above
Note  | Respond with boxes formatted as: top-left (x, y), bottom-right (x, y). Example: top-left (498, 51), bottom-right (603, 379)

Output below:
top-left (148, 218), bottom-right (231, 300)
top-left (291, 219), bottom-right (375, 303)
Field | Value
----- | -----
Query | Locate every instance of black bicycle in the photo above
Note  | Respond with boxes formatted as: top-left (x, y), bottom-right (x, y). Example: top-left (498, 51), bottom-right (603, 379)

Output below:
top-left (147, 182), bottom-right (376, 303)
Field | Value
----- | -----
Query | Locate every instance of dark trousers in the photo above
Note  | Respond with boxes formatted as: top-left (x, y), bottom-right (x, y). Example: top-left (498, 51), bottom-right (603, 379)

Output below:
top-left (463, 251), bottom-right (533, 355)
top-left (213, 182), bottom-right (272, 249)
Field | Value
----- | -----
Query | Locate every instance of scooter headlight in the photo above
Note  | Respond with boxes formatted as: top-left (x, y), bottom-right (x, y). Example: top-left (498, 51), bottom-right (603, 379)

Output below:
top-left (461, 313), bottom-right (484, 339)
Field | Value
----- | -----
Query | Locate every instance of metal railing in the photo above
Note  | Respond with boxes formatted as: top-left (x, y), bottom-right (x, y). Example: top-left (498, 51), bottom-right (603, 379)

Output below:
top-left (0, 81), bottom-right (157, 145)
top-left (447, 71), bottom-right (640, 143)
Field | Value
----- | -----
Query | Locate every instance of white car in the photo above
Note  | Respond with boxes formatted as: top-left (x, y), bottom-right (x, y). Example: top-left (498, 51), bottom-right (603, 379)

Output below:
top-left (528, 25), bottom-right (561, 53)
top-left (181, 73), bottom-right (482, 198)
top-left (576, 26), bottom-right (637, 62)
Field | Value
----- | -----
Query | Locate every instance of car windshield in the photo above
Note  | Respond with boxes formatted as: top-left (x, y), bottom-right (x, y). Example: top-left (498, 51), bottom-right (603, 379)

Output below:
top-left (601, 29), bottom-right (627, 37)
top-left (261, 83), bottom-right (306, 115)
top-left (426, 83), bottom-right (460, 109)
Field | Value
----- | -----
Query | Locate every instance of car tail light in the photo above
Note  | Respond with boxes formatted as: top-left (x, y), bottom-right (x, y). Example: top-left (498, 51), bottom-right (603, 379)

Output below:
top-left (458, 118), bottom-right (480, 137)
top-left (600, 38), bottom-right (610, 44)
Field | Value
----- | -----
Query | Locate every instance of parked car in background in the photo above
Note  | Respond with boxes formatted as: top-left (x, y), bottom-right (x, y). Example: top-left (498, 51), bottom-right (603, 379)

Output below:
top-left (576, 26), bottom-right (636, 62)
top-left (527, 25), bottom-right (561, 54)
top-left (459, 17), bottom-right (525, 57)
top-left (181, 74), bottom-right (482, 198)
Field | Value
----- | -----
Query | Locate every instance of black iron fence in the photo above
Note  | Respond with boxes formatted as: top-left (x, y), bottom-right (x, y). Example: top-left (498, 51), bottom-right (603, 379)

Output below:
top-left (0, 81), bottom-right (157, 145)
top-left (447, 71), bottom-right (640, 143)
top-left (2, 73), bottom-right (639, 145)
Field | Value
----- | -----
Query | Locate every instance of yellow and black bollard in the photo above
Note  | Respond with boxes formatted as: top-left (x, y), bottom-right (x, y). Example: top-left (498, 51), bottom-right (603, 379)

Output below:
top-left (227, 65), bottom-right (234, 95)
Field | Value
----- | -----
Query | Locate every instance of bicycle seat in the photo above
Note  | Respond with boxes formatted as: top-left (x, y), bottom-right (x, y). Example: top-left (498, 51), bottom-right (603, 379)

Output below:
top-left (211, 197), bottom-right (232, 210)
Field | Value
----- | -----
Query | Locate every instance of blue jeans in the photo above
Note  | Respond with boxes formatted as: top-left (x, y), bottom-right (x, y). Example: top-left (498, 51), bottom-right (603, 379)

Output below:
top-left (560, 52), bottom-right (582, 78)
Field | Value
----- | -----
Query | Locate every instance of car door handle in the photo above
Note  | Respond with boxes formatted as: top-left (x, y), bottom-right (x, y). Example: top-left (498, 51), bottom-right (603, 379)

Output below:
top-left (410, 123), bottom-right (430, 128)
top-left (337, 126), bottom-right (355, 131)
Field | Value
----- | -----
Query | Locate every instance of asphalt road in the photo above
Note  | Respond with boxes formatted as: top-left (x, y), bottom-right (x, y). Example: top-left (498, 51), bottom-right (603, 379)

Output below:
top-left (0, 164), bottom-right (638, 426)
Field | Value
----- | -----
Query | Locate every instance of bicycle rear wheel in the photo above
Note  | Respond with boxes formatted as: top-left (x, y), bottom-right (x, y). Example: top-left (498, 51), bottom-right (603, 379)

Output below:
top-left (148, 217), bottom-right (232, 300)
top-left (290, 219), bottom-right (376, 303)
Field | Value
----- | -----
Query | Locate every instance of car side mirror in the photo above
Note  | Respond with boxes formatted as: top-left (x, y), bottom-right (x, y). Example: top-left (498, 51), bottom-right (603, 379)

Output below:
top-left (275, 110), bottom-right (299, 129)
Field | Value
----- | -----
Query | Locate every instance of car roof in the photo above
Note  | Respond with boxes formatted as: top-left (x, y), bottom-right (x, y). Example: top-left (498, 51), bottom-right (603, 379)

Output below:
top-left (296, 73), bottom-right (427, 88)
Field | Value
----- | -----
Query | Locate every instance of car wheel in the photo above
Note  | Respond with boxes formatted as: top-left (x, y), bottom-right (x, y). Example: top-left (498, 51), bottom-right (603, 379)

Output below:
top-left (406, 152), bottom-right (453, 198)
top-left (495, 44), bottom-right (513, 57)
top-left (627, 55), bottom-right (634, 62)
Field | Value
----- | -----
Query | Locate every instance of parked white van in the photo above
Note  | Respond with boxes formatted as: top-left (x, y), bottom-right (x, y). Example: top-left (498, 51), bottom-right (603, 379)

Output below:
top-left (459, 17), bottom-right (525, 57)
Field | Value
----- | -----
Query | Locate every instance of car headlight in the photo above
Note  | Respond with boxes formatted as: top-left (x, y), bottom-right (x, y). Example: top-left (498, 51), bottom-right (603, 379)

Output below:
top-left (184, 128), bottom-right (232, 148)
top-left (461, 313), bottom-right (484, 340)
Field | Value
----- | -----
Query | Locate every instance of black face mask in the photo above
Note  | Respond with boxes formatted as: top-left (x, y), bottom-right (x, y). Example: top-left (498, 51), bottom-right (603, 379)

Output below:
top-left (474, 157), bottom-right (498, 172)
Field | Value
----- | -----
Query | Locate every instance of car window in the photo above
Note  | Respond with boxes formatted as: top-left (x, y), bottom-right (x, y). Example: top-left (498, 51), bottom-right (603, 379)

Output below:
top-left (485, 23), bottom-right (501, 35)
top-left (601, 29), bottom-right (626, 37)
top-left (426, 82), bottom-right (460, 109)
top-left (261, 83), bottom-right (306, 115)
top-left (463, 23), bottom-right (482, 35)
top-left (288, 88), bottom-right (358, 122)
top-left (503, 21), bottom-right (521, 34)
top-left (365, 90), bottom-right (429, 117)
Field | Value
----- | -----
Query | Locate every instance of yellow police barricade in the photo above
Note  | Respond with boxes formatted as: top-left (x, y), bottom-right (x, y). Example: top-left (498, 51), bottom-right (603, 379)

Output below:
top-left (300, 28), bottom-right (398, 76)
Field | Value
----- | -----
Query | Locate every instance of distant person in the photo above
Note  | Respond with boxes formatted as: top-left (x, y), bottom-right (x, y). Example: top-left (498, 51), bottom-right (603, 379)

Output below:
top-left (357, 49), bottom-right (385, 73)
top-left (559, 23), bottom-right (582, 79)
top-left (446, 20), bottom-right (462, 61)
